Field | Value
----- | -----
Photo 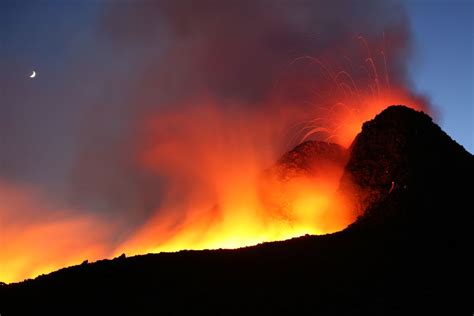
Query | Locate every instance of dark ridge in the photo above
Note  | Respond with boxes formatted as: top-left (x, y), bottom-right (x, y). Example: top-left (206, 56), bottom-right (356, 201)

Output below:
top-left (343, 105), bottom-right (473, 228)
top-left (0, 105), bottom-right (472, 315)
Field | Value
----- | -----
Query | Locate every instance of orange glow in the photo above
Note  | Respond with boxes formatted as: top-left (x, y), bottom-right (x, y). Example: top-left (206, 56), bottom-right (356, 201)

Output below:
top-left (117, 100), bottom-right (356, 256)
top-left (0, 90), bottom-right (423, 282)
top-left (325, 88), bottom-right (427, 147)
top-left (0, 90), bottom-right (426, 284)
top-left (1, 41), bottom-right (429, 283)
top-left (115, 49), bottom-right (428, 255)
top-left (0, 184), bottom-right (111, 284)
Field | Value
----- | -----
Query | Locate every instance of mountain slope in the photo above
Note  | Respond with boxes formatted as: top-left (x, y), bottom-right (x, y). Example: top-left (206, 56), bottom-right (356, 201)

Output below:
top-left (1, 105), bottom-right (472, 315)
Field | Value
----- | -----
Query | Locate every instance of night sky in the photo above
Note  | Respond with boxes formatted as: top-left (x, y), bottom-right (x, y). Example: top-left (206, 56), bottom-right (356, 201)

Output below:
top-left (404, 0), bottom-right (473, 153)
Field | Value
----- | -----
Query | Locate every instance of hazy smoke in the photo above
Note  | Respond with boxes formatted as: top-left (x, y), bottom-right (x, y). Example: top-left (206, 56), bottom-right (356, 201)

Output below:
top-left (98, 0), bottom-right (411, 105)
top-left (81, 0), bottom-right (412, 218)
top-left (1, 0), bottom-right (417, 249)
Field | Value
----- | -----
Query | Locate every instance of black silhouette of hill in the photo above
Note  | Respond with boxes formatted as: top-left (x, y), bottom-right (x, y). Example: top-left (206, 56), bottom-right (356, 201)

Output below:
top-left (0, 105), bottom-right (472, 315)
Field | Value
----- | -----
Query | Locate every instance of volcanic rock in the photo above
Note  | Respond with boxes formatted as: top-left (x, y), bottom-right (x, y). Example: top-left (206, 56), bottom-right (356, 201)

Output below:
top-left (344, 105), bottom-right (473, 230)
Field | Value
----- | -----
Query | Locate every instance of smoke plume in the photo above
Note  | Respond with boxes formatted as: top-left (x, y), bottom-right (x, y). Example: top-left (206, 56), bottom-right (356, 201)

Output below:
top-left (0, 0), bottom-right (428, 282)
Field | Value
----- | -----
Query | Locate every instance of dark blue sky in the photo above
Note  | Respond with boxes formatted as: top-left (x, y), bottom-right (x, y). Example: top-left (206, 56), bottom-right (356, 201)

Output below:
top-left (404, 0), bottom-right (473, 153)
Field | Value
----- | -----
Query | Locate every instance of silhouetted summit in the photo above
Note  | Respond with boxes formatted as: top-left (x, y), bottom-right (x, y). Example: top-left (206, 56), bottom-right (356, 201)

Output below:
top-left (1, 105), bottom-right (472, 315)
top-left (343, 105), bottom-right (473, 229)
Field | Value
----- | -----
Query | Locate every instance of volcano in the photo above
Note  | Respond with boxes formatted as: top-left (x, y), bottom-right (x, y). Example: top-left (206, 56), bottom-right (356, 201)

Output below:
top-left (0, 106), bottom-right (472, 315)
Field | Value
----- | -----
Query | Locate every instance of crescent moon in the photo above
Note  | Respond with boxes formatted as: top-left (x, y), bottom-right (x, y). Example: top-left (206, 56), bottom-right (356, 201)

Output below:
top-left (29, 71), bottom-right (36, 78)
